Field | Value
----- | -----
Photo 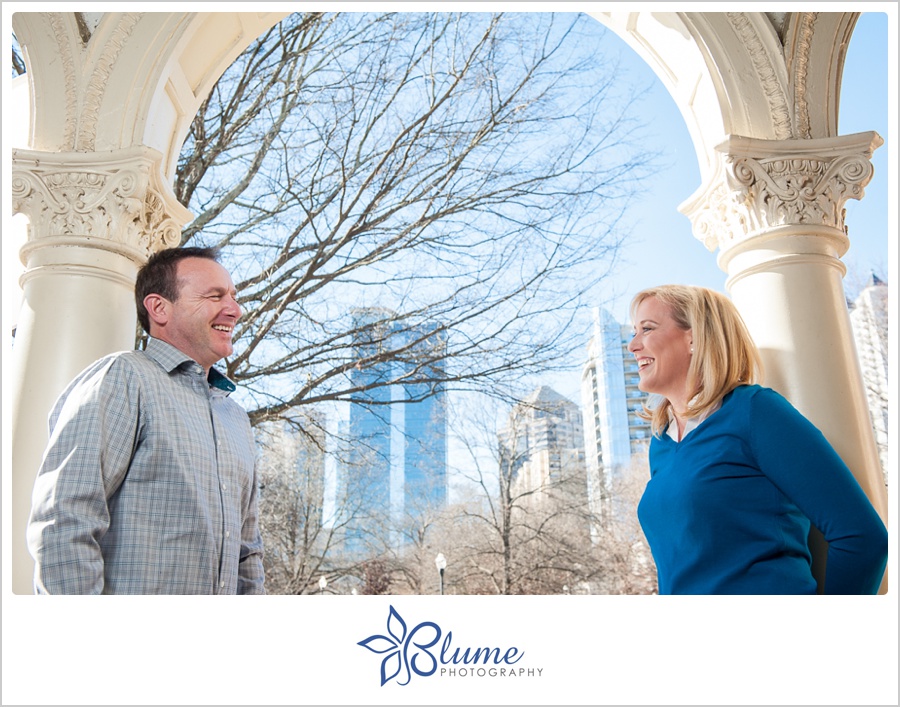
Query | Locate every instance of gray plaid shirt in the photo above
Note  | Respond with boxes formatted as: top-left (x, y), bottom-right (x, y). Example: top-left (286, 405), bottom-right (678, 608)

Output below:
top-left (27, 338), bottom-right (265, 594)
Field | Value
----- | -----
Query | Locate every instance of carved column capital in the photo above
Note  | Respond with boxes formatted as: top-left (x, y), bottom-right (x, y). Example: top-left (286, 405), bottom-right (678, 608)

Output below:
top-left (681, 132), bottom-right (883, 254)
top-left (11, 145), bottom-right (192, 262)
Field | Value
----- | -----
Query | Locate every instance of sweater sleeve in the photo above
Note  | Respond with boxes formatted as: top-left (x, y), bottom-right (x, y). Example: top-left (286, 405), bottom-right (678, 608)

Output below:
top-left (748, 387), bottom-right (887, 594)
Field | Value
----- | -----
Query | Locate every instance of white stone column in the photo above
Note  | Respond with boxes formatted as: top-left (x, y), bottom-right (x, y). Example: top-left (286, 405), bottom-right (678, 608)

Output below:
top-left (10, 146), bottom-right (192, 594)
top-left (682, 132), bottom-right (887, 592)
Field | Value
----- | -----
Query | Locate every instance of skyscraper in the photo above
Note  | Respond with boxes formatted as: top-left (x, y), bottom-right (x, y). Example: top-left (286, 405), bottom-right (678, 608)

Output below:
top-left (341, 308), bottom-right (448, 552)
top-left (498, 385), bottom-right (586, 502)
top-left (580, 307), bottom-right (651, 525)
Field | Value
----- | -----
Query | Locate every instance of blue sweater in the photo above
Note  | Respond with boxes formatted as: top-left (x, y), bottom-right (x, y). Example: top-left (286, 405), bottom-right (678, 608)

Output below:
top-left (638, 385), bottom-right (888, 594)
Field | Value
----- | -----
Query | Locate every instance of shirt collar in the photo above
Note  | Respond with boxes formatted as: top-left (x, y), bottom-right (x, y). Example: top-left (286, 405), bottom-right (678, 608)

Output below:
top-left (665, 399), bottom-right (722, 442)
top-left (144, 337), bottom-right (237, 393)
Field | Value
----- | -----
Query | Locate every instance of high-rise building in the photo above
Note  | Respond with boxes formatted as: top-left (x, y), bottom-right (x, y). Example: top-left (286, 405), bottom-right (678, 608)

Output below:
top-left (849, 275), bottom-right (889, 485)
top-left (341, 308), bottom-right (448, 552)
top-left (498, 386), bottom-right (586, 503)
top-left (580, 308), bottom-right (651, 524)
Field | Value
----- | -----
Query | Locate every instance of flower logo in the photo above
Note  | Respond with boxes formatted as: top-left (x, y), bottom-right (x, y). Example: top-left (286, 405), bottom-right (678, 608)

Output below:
top-left (357, 605), bottom-right (441, 686)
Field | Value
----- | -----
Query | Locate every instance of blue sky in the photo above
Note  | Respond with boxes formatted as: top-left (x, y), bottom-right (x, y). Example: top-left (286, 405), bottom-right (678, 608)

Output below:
top-left (445, 10), bottom-right (892, 501)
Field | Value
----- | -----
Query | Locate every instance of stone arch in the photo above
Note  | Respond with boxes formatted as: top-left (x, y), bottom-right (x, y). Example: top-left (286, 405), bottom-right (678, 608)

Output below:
top-left (9, 10), bottom-right (885, 593)
top-left (593, 12), bottom-right (859, 173)
top-left (14, 12), bottom-right (858, 180)
top-left (14, 12), bottom-right (289, 175)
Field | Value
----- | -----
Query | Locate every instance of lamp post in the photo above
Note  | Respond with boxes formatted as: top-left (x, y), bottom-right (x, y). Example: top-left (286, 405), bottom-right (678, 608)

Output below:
top-left (318, 575), bottom-right (328, 594)
top-left (434, 553), bottom-right (447, 595)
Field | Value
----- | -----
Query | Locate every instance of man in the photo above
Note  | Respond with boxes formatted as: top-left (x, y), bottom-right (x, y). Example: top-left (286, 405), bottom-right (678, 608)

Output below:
top-left (27, 247), bottom-right (265, 594)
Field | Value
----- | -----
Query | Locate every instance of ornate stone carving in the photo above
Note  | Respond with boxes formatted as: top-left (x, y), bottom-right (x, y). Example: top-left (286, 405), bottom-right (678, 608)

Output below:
top-left (46, 12), bottom-right (79, 150)
top-left (12, 147), bottom-right (190, 258)
top-left (42, 13), bottom-right (142, 151)
top-left (682, 133), bottom-right (882, 252)
top-left (790, 12), bottom-right (817, 140)
top-left (682, 177), bottom-right (746, 253)
top-left (726, 152), bottom-right (872, 232)
top-left (727, 12), bottom-right (794, 139)
top-left (78, 13), bottom-right (141, 151)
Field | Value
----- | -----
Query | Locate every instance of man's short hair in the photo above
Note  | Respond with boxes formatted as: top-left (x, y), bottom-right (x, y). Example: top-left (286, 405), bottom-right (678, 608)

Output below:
top-left (135, 246), bottom-right (221, 333)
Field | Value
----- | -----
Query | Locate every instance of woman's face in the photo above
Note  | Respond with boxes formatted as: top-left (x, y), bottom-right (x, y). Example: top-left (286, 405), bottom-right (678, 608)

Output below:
top-left (628, 296), bottom-right (694, 406)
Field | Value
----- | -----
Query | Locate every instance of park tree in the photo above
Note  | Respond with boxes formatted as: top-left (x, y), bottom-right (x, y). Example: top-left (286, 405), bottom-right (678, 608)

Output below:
top-left (175, 11), bottom-right (656, 591)
top-left (175, 11), bottom-right (654, 424)
top-left (442, 391), bottom-right (600, 595)
top-left (588, 453), bottom-right (658, 595)
top-left (255, 409), bottom-right (403, 594)
top-left (11, 33), bottom-right (25, 76)
top-left (255, 413), bottom-right (338, 594)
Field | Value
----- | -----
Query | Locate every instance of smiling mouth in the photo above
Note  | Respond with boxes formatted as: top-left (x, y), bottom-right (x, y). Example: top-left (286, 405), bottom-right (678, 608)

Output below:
top-left (638, 358), bottom-right (654, 370)
top-left (212, 325), bottom-right (232, 333)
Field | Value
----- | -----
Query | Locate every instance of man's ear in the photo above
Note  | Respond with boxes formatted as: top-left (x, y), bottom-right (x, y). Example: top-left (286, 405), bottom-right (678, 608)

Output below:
top-left (143, 294), bottom-right (170, 329)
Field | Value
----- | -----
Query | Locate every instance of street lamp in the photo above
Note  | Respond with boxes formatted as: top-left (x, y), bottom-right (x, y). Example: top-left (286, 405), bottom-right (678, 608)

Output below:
top-left (318, 575), bottom-right (328, 593)
top-left (434, 553), bottom-right (447, 595)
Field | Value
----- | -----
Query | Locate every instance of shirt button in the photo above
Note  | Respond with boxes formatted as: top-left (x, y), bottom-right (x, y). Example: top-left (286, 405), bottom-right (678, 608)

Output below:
top-left (222, 484), bottom-right (227, 491)
top-left (225, 531), bottom-right (231, 538)
top-left (220, 581), bottom-right (225, 588)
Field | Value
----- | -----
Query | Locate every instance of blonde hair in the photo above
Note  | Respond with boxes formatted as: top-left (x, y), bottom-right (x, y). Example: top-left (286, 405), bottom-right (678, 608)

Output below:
top-left (629, 285), bottom-right (763, 436)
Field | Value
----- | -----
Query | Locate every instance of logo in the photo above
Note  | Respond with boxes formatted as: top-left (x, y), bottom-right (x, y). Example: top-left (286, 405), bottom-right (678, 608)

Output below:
top-left (358, 605), bottom-right (540, 686)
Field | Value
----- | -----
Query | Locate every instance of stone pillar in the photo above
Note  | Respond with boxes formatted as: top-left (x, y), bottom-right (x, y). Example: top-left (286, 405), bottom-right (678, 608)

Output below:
top-left (682, 131), bottom-right (887, 592)
top-left (10, 146), bottom-right (192, 594)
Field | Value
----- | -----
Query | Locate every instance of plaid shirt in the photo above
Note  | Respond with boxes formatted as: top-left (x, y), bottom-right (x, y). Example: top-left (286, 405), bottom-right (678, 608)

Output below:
top-left (27, 338), bottom-right (265, 594)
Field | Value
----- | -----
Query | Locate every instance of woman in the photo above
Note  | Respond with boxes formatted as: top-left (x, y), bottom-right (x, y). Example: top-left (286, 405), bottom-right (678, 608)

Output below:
top-left (628, 284), bottom-right (887, 594)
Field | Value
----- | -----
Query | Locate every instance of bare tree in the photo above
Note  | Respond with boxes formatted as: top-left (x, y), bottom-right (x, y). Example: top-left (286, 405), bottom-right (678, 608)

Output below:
top-left (255, 414), bottom-right (333, 594)
top-left (442, 391), bottom-right (600, 594)
top-left (255, 409), bottom-right (391, 594)
top-left (380, 484), bottom-right (459, 595)
top-left (588, 454), bottom-right (658, 594)
top-left (360, 559), bottom-right (392, 595)
top-left (174, 11), bottom-right (655, 425)
top-left (174, 12), bottom-right (655, 592)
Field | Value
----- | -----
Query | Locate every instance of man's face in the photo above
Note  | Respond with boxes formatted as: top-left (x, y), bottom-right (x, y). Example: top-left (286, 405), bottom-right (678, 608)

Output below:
top-left (154, 257), bottom-right (242, 372)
